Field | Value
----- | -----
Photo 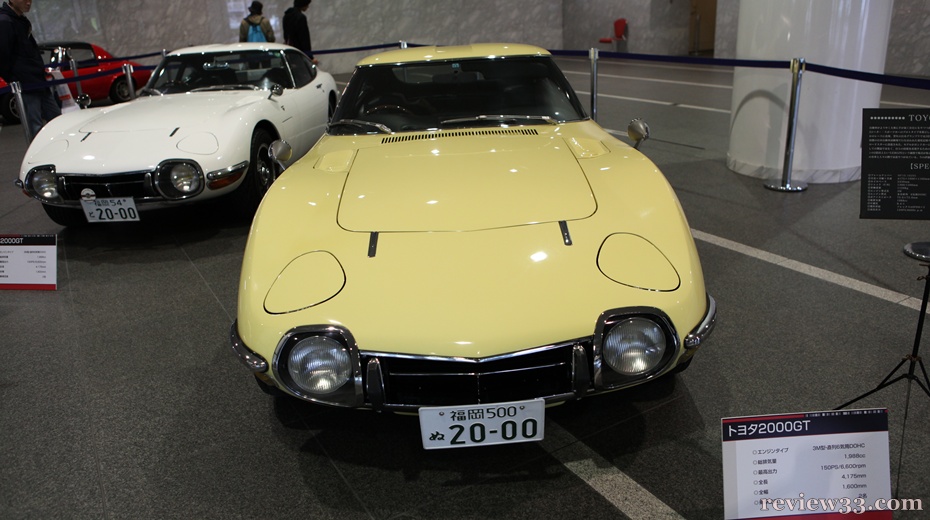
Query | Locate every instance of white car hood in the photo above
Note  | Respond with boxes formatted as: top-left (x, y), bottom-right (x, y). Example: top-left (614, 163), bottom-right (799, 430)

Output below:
top-left (23, 92), bottom-right (267, 174)
top-left (77, 92), bottom-right (264, 132)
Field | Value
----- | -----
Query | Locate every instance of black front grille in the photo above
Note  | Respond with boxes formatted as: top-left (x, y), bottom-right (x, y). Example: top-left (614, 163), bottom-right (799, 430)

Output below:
top-left (60, 172), bottom-right (153, 200)
top-left (363, 342), bottom-right (589, 407)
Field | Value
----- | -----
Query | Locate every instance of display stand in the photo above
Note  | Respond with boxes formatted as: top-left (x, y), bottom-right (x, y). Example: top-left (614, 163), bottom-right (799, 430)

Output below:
top-left (836, 242), bottom-right (930, 500)
top-left (837, 242), bottom-right (930, 409)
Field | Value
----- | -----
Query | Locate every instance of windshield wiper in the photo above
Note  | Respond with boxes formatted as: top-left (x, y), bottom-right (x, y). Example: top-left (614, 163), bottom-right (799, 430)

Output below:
top-left (328, 119), bottom-right (393, 135)
top-left (440, 114), bottom-right (559, 127)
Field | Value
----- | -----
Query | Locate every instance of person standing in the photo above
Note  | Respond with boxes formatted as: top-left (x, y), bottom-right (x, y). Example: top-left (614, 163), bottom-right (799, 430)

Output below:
top-left (283, 0), bottom-right (317, 64)
top-left (0, 0), bottom-right (60, 141)
top-left (239, 1), bottom-right (275, 43)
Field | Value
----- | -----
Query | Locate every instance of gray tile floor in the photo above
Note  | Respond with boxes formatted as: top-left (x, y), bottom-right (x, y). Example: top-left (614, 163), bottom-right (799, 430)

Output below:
top-left (1, 57), bottom-right (927, 519)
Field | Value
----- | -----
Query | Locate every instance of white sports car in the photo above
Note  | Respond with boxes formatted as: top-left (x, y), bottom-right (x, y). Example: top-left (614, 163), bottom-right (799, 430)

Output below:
top-left (15, 43), bottom-right (338, 226)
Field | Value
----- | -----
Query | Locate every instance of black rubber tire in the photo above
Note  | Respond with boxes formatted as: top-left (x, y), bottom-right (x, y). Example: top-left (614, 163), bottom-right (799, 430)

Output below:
top-left (1, 93), bottom-right (21, 124)
top-left (230, 127), bottom-right (276, 216)
top-left (42, 204), bottom-right (87, 227)
top-left (109, 77), bottom-right (132, 103)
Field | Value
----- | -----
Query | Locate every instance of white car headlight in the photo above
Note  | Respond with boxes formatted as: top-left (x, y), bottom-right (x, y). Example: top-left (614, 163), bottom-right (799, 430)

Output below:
top-left (25, 166), bottom-right (60, 200)
top-left (286, 336), bottom-right (351, 395)
top-left (155, 160), bottom-right (203, 199)
top-left (602, 317), bottom-right (667, 376)
top-left (170, 163), bottom-right (202, 193)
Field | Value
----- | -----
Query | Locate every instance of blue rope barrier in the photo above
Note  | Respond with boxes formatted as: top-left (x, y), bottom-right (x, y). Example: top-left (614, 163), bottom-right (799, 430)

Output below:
top-left (805, 62), bottom-right (930, 90)
top-left (98, 51), bottom-right (163, 62)
top-left (6, 45), bottom-right (929, 99)
top-left (312, 42), bottom-right (403, 55)
top-left (550, 48), bottom-right (791, 70)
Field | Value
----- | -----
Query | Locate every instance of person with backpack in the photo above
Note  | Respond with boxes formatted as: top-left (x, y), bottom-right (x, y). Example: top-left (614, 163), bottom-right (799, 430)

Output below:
top-left (239, 1), bottom-right (275, 43)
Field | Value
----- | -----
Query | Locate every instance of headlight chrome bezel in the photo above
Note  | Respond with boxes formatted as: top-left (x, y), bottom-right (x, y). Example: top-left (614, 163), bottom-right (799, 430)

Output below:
top-left (272, 325), bottom-right (364, 407)
top-left (154, 159), bottom-right (204, 200)
top-left (592, 307), bottom-right (678, 390)
top-left (24, 165), bottom-right (62, 202)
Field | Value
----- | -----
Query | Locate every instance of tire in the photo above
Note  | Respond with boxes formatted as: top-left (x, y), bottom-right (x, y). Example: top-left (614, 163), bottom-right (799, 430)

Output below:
top-left (230, 127), bottom-right (276, 216)
top-left (109, 77), bottom-right (133, 103)
top-left (42, 204), bottom-right (87, 227)
top-left (1, 93), bottom-right (20, 124)
top-left (327, 93), bottom-right (336, 122)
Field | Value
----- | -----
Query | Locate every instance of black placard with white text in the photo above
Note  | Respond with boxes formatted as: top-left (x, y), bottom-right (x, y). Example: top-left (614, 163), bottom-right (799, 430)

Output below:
top-left (861, 109), bottom-right (930, 219)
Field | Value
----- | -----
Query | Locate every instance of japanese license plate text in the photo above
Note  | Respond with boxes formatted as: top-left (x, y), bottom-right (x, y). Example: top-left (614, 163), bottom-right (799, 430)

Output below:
top-left (81, 197), bottom-right (140, 222)
top-left (419, 398), bottom-right (545, 449)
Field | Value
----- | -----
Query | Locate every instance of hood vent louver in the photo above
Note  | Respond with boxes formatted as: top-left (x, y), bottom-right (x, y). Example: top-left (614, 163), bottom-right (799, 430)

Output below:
top-left (382, 128), bottom-right (538, 144)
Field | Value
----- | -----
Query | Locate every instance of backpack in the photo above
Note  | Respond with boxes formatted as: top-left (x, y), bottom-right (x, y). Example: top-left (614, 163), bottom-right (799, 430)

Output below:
top-left (246, 18), bottom-right (267, 42)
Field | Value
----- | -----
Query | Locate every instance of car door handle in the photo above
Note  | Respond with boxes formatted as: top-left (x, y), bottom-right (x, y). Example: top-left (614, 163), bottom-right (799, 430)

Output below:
top-left (316, 84), bottom-right (323, 89)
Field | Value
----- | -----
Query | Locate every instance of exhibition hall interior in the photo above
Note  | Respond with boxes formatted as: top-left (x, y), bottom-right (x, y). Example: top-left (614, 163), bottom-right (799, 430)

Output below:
top-left (2, 0), bottom-right (929, 518)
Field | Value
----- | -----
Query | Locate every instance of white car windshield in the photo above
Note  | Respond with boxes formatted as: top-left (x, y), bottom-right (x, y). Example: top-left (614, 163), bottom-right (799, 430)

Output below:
top-left (329, 56), bottom-right (588, 135)
top-left (143, 50), bottom-right (293, 95)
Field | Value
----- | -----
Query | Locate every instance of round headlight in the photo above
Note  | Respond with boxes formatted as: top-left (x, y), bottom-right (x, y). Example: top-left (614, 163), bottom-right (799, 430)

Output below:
top-left (286, 336), bottom-right (351, 395)
top-left (602, 317), bottom-right (667, 376)
top-left (170, 163), bottom-right (201, 193)
top-left (28, 169), bottom-right (59, 199)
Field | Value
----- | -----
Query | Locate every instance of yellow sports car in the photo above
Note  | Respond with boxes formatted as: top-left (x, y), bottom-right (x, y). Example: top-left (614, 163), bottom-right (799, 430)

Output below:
top-left (231, 43), bottom-right (715, 449)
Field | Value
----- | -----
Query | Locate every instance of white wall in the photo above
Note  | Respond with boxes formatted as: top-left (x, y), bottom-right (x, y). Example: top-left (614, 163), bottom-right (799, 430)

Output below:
top-left (20, 0), bottom-right (930, 77)
top-left (25, 0), bottom-right (563, 74)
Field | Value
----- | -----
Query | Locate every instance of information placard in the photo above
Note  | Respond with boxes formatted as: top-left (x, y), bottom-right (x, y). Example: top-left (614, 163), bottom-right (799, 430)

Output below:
top-left (722, 409), bottom-right (891, 519)
top-left (0, 234), bottom-right (57, 291)
top-left (861, 108), bottom-right (930, 220)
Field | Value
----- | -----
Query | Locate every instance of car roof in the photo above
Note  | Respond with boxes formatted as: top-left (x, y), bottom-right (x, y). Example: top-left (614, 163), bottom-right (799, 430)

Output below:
top-left (168, 42), bottom-right (295, 56)
top-left (356, 43), bottom-right (551, 66)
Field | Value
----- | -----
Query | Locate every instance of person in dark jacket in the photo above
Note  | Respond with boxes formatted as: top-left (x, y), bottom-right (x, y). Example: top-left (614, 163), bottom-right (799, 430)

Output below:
top-left (0, 0), bottom-right (60, 140)
top-left (282, 0), bottom-right (317, 64)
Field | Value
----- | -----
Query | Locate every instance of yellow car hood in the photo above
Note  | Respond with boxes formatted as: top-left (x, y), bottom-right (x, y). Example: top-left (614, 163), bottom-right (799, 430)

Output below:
top-left (337, 134), bottom-right (595, 232)
top-left (239, 123), bottom-right (706, 359)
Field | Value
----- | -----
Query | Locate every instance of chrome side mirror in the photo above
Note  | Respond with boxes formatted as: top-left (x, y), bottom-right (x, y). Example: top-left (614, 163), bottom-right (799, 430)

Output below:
top-left (627, 118), bottom-right (650, 150)
top-left (269, 139), bottom-right (293, 172)
top-left (268, 84), bottom-right (284, 99)
top-left (76, 94), bottom-right (91, 109)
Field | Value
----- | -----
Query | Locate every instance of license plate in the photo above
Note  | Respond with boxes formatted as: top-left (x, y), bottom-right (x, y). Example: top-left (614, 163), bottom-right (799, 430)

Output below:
top-left (80, 197), bottom-right (140, 222)
top-left (419, 398), bottom-right (545, 450)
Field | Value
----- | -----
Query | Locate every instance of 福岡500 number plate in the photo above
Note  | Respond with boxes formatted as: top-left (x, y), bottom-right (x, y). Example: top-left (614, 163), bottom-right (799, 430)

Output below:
top-left (80, 197), bottom-right (140, 223)
top-left (418, 398), bottom-right (545, 450)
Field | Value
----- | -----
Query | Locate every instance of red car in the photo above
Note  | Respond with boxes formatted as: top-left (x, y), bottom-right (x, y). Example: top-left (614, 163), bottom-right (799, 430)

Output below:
top-left (0, 41), bottom-right (151, 124)
top-left (0, 77), bottom-right (15, 124)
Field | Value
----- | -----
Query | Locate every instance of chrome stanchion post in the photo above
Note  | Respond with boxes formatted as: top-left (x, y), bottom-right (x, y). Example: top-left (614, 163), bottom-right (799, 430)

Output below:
top-left (766, 57), bottom-right (808, 192)
top-left (122, 63), bottom-right (136, 100)
top-left (590, 47), bottom-right (598, 122)
top-left (399, 40), bottom-right (408, 49)
top-left (66, 49), bottom-right (83, 98)
top-left (11, 81), bottom-right (32, 142)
